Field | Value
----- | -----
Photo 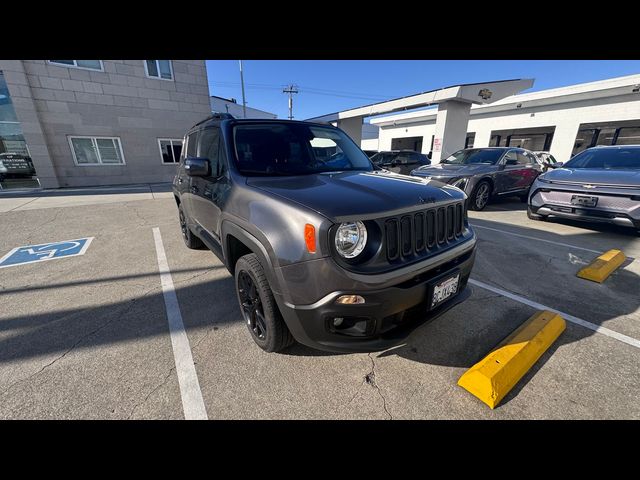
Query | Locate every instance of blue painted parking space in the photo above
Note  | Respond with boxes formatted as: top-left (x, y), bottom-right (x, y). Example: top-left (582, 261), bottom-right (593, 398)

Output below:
top-left (0, 237), bottom-right (94, 269)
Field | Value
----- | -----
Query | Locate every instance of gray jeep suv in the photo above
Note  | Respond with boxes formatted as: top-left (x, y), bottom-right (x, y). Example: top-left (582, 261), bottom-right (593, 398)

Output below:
top-left (173, 114), bottom-right (477, 353)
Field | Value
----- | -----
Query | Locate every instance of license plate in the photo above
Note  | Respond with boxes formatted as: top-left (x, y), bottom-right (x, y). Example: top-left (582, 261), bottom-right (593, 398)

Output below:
top-left (429, 272), bottom-right (460, 309)
top-left (571, 195), bottom-right (598, 207)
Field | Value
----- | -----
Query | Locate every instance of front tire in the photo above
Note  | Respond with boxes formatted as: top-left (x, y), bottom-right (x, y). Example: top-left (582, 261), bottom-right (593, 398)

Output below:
top-left (235, 253), bottom-right (294, 353)
top-left (469, 180), bottom-right (491, 211)
top-left (527, 206), bottom-right (547, 221)
top-left (178, 203), bottom-right (204, 249)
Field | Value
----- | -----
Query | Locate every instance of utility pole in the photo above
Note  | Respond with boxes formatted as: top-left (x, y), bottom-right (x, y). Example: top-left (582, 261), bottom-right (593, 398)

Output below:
top-left (239, 60), bottom-right (247, 118)
top-left (282, 84), bottom-right (299, 120)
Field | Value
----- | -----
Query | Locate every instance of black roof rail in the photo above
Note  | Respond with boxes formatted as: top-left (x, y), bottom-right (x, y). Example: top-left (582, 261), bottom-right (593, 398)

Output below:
top-left (193, 112), bottom-right (235, 127)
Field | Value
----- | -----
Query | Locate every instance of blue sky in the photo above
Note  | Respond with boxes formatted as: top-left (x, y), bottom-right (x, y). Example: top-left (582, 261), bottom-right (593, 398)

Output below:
top-left (205, 60), bottom-right (640, 120)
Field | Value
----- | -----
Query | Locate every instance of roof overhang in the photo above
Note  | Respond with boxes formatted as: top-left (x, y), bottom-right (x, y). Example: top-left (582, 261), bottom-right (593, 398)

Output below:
top-left (306, 79), bottom-right (534, 123)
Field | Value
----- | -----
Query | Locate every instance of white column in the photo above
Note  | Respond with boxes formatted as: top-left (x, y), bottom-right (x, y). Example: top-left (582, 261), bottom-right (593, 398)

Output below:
top-left (549, 121), bottom-right (580, 162)
top-left (337, 116), bottom-right (363, 146)
top-left (431, 100), bottom-right (472, 163)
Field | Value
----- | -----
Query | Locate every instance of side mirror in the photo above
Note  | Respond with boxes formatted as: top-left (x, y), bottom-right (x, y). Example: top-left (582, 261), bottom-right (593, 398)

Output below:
top-left (184, 157), bottom-right (209, 177)
top-left (505, 158), bottom-right (518, 166)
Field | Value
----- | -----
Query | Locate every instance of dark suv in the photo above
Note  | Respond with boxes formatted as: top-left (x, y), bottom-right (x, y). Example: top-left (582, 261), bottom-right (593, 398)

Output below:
top-left (173, 114), bottom-right (476, 353)
top-left (370, 150), bottom-right (431, 175)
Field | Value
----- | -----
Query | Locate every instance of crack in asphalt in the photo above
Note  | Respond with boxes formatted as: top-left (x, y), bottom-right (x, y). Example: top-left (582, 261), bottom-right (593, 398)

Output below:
top-left (129, 204), bottom-right (151, 227)
top-left (127, 365), bottom-right (176, 420)
top-left (366, 353), bottom-right (393, 420)
top-left (0, 284), bottom-right (160, 399)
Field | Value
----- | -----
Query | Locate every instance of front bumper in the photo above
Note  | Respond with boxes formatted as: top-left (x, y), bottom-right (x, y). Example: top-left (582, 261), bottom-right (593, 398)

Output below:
top-left (529, 184), bottom-right (640, 229)
top-left (274, 247), bottom-right (476, 353)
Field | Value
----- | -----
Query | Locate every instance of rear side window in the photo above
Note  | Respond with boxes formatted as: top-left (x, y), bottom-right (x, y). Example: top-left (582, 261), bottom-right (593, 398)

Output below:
top-left (515, 151), bottom-right (530, 165)
top-left (198, 128), bottom-right (221, 177)
top-left (186, 131), bottom-right (198, 158)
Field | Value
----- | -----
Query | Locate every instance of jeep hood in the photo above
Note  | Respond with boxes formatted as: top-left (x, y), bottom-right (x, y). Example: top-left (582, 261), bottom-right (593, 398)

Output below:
top-left (542, 168), bottom-right (640, 187)
top-left (412, 163), bottom-right (497, 177)
top-left (246, 171), bottom-right (465, 221)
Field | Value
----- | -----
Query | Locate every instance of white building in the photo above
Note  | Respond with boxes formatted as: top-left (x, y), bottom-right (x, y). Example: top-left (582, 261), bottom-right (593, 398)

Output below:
top-left (368, 74), bottom-right (640, 162)
top-left (210, 95), bottom-right (276, 119)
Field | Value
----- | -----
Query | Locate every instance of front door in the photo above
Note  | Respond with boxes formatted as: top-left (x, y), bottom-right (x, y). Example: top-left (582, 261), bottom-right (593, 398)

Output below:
top-left (190, 127), bottom-right (229, 243)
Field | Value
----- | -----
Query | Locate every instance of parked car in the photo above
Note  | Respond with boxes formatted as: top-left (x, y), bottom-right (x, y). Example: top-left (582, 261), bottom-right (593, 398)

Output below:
top-left (362, 150), bottom-right (378, 158)
top-left (411, 147), bottom-right (543, 211)
top-left (370, 150), bottom-right (431, 175)
top-left (173, 114), bottom-right (476, 353)
top-left (528, 145), bottom-right (640, 233)
top-left (533, 151), bottom-right (562, 171)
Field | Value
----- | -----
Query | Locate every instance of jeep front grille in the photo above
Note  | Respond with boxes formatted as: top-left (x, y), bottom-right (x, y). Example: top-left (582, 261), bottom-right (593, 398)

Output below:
top-left (384, 202), bottom-right (465, 261)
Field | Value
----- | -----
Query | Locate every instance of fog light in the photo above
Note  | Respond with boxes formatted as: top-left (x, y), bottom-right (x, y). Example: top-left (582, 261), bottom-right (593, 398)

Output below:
top-left (333, 317), bottom-right (344, 327)
top-left (335, 295), bottom-right (365, 305)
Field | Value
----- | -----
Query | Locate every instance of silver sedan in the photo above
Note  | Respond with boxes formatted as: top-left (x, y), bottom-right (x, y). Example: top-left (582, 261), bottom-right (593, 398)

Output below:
top-left (528, 145), bottom-right (640, 232)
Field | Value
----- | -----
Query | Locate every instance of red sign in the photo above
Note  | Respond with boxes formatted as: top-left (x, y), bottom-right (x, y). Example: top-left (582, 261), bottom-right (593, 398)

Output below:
top-left (433, 138), bottom-right (442, 152)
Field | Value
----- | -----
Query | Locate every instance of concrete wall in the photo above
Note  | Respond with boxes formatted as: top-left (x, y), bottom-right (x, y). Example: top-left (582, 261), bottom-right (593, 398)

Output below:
top-left (375, 94), bottom-right (640, 163)
top-left (3, 60), bottom-right (211, 187)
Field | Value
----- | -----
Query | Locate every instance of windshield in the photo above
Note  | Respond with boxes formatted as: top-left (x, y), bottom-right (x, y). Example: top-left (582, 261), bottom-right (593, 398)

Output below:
top-left (233, 123), bottom-right (373, 176)
top-left (441, 149), bottom-right (504, 165)
top-left (564, 148), bottom-right (640, 170)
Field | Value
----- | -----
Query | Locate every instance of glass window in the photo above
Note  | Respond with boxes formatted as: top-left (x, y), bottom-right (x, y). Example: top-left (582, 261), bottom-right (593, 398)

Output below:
top-left (145, 60), bottom-right (173, 80)
top-left (595, 127), bottom-right (617, 146)
top-left (442, 148), bottom-right (504, 165)
top-left (49, 60), bottom-right (102, 71)
top-left (0, 71), bottom-right (29, 156)
top-left (70, 138), bottom-right (99, 164)
top-left (565, 147), bottom-right (640, 169)
top-left (233, 123), bottom-right (372, 176)
top-left (614, 127), bottom-right (640, 146)
top-left (465, 133), bottom-right (475, 149)
top-left (159, 139), bottom-right (183, 164)
top-left (489, 135), bottom-right (501, 147)
top-left (572, 129), bottom-right (596, 156)
top-left (186, 132), bottom-right (198, 157)
top-left (69, 137), bottom-right (124, 165)
top-left (515, 151), bottom-right (530, 165)
top-left (198, 128), bottom-right (220, 176)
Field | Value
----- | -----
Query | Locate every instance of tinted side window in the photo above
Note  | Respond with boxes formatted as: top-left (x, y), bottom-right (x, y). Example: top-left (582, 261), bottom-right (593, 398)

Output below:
top-left (198, 128), bottom-right (220, 177)
top-left (525, 152), bottom-right (539, 164)
top-left (186, 131), bottom-right (198, 158)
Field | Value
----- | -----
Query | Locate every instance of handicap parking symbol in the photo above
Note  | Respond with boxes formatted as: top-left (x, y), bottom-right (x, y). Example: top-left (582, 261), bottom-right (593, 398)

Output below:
top-left (0, 237), bottom-right (94, 269)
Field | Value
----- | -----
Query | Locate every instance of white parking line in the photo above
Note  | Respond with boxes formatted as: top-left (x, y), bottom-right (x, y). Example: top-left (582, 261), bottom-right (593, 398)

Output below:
top-left (469, 278), bottom-right (640, 350)
top-left (152, 227), bottom-right (208, 420)
top-left (471, 224), bottom-right (602, 254)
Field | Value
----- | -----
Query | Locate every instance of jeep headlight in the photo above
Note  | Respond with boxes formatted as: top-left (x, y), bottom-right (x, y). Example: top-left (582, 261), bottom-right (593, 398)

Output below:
top-left (335, 221), bottom-right (367, 258)
top-left (450, 177), bottom-right (469, 190)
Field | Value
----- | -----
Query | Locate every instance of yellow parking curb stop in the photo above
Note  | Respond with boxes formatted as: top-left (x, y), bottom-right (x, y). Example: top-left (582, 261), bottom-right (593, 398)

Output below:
top-left (457, 310), bottom-right (566, 409)
top-left (577, 249), bottom-right (626, 283)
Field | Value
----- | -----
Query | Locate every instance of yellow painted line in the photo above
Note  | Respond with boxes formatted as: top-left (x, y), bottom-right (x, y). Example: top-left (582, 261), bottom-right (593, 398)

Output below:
top-left (458, 310), bottom-right (566, 409)
top-left (577, 249), bottom-right (626, 283)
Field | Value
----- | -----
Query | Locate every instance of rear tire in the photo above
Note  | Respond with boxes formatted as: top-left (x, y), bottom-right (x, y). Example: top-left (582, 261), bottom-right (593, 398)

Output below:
top-left (178, 203), bottom-right (204, 249)
top-left (235, 253), bottom-right (294, 353)
top-left (469, 180), bottom-right (491, 211)
top-left (527, 206), bottom-right (546, 221)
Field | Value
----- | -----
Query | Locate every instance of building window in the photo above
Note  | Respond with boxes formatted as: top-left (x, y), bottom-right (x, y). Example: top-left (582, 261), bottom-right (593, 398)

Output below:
top-left (69, 136), bottom-right (125, 165)
top-left (145, 60), bottom-right (173, 80)
top-left (465, 133), bottom-right (476, 149)
top-left (1, 71), bottom-right (30, 156)
top-left (158, 138), bottom-right (183, 164)
top-left (48, 60), bottom-right (103, 71)
top-left (615, 127), bottom-right (640, 145)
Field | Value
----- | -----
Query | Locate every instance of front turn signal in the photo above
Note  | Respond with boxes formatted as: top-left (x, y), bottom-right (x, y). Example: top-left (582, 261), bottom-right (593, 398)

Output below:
top-left (304, 224), bottom-right (316, 253)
